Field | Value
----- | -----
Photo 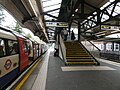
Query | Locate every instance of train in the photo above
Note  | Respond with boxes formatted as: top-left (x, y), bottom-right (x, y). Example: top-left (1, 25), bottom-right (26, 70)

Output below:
top-left (0, 26), bottom-right (48, 89)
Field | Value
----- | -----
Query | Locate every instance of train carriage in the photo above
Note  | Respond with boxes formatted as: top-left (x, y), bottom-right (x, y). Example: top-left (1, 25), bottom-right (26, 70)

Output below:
top-left (0, 26), bottom-right (47, 89)
top-left (0, 29), bottom-right (19, 89)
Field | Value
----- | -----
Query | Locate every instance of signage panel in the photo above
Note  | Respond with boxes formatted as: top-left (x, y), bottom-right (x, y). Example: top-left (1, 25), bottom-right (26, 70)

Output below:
top-left (46, 22), bottom-right (68, 27)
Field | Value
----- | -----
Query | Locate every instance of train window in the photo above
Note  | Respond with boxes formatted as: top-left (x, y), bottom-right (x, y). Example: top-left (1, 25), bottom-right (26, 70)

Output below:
top-left (36, 44), bottom-right (38, 50)
top-left (8, 40), bottom-right (18, 55)
top-left (0, 38), bottom-right (6, 57)
top-left (116, 44), bottom-right (119, 49)
top-left (23, 40), bottom-right (28, 53)
top-left (27, 41), bottom-right (31, 55)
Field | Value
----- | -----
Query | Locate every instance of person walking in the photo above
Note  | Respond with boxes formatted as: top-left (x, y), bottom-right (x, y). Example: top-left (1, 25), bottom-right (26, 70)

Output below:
top-left (71, 30), bottom-right (75, 45)
top-left (71, 30), bottom-right (75, 40)
top-left (63, 28), bottom-right (68, 41)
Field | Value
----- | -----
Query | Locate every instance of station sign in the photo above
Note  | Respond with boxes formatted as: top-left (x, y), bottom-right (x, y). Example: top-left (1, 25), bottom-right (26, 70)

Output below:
top-left (46, 22), bottom-right (68, 27)
top-left (101, 25), bottom-right (120, 31)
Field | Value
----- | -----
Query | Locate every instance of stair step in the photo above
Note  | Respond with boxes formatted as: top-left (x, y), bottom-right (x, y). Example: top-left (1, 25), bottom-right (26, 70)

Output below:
top-left (66, 52), bottom-right (88, 54)
top-left (64, 41), bottom-right (99, 66)
top-left (66, 48), bottom-right (84, 50)
top-left (66, 57), bottom-right (92, 59)
top-left (66, 53), bottom-right (89, 54)
top-left (66, 55), bottom-right (91, 57)
top-left (66, 61), bottom-right (97, 65)
top-left (66, 52), bottom-right (86, 53)
top-left (66, 52), bottom-right (89, 55)
top-left (66, 50), bottom-right (85, 51)
top-left (66, 53), bottom-right (90, 55)
top-left (67, 50), bottom-right (85, 52)
top-left (67, 59), bottom-right (94, 62)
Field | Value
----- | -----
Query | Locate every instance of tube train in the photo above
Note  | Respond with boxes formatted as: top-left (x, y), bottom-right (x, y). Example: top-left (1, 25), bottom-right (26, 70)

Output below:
top-left (0, 26), bottom-right (47, 89)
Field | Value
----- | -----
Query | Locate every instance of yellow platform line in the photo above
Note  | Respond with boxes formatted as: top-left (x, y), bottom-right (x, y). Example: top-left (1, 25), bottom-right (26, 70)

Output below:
top-left (15, 60), bottom-right (41, 90)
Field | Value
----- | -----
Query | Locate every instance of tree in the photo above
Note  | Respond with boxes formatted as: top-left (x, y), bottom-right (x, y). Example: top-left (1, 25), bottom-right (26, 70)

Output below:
top-left (13, 21), bottom-right (22, 34)
top-left (26, 33), bottom-right (32, 39)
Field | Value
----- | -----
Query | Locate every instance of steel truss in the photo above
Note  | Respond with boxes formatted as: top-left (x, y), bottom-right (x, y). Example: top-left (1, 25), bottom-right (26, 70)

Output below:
top-left (80, 0), bottom-right (120, 32)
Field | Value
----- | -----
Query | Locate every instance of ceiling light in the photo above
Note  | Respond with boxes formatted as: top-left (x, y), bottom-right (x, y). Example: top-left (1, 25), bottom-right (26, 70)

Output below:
top-left (75, 9), bottom-right (78, 12)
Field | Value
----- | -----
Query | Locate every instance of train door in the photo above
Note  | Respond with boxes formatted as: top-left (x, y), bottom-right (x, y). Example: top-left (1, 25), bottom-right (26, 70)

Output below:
top-left (39, 44), bottom-right (41, 56)
top-left (27, 40), bottom-right (32, 65)
top-left (36, 44), bottom-right (39, 58)
top-left (18, 37), bottom-right (28, 72)
top-left (33, 43), bottom-right (37, 60)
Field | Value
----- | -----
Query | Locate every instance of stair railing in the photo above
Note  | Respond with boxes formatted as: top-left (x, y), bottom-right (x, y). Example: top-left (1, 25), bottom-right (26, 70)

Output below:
top-left (81, 36), bottom-right (101, 58)
top-left (59, 34), bottom-right (67, 62)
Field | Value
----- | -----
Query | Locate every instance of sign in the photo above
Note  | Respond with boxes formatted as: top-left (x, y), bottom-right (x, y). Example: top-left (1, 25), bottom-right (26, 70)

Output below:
top-left (101, 25), bottom-right (120, 31)
top-left (46, 22), bottom-right (68, 27)
top-left (4, 59), bottom-right (12, 70)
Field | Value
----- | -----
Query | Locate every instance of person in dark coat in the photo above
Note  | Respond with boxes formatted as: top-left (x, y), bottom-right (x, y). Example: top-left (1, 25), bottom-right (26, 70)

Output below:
top-left (71, 30), bottom-right (75, 40)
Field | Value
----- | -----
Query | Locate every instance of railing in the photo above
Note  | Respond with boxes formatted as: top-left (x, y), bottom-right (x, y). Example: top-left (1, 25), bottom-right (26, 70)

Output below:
top-left (100, 50), bottom-right (120, 62)
top-left (59, 34), bottom-right (66, 62)
top-left (81, 37), bottom-right (101, 58)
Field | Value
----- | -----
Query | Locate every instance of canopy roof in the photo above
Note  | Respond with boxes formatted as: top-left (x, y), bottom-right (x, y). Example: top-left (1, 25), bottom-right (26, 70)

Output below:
top-left (0, 0), bottom-right (120, 42)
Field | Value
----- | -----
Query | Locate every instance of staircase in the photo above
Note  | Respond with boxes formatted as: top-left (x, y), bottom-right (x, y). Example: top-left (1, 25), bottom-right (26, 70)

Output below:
top-left (64, 41), bottom-right (99, 65)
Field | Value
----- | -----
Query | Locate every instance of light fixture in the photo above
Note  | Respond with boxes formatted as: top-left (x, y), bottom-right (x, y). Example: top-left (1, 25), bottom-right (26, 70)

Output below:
top-left (72, 14), bottom-right (74, 16)
top-left (75, 9), bottom-right (78, 12)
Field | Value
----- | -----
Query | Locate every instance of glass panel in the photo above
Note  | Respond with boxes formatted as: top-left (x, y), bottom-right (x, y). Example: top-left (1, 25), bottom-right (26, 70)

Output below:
top-left (113, 3), bottom-right (120, 15)
top-left (42, 0), bottom-right (62, 20)
top-left (100, 2), bottom-right (111, 10)
top-left (107, 4), bottom-right (114, 15)
top-left (23, 40), bottom-right (28, 53)
top-left (8, 40), bottom-right (18, 55)
top-left (112, 12), bottom-right (118, 16)
top-left (92, 22), bottom-right (96, 27)
top-left (0, 38), bottom-right (6, 57)
top-left (101, 14), bottom-right (109, 22)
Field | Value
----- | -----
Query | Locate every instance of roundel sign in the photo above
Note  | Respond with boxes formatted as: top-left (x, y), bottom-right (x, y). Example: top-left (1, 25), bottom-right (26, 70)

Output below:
top-left (4, 59), bottom-right (12, 70)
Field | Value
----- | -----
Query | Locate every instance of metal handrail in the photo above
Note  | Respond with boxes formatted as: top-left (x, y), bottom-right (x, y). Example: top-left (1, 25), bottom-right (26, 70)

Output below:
top-left (81, 36), bottom-right (101, 58)
top-left (59, 35), bottom-right (67, 62)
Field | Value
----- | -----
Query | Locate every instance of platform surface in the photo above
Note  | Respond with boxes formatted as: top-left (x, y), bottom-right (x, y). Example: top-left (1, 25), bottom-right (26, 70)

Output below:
top-left (20, 47), bottom-right (120, 90)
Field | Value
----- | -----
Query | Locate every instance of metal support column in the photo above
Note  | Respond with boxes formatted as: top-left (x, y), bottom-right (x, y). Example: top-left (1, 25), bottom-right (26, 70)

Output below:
top-left (78, 21), bottom-right (80, 41)
top-left (112, 42), bottom-right (114, 51)
top-left (68, 23), bottom-right (71, 35)
top-left (119, 43), bottom-right (120, 51)
top-left (104, 42), bottom-right (106, 51)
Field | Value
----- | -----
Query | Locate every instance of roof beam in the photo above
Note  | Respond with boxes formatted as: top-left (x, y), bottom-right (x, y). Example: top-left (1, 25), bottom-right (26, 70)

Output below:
top-left (47, 27), bottom-right (55, 31)
top-left (81, 0), bottom-right (120, 32)
top-left (84, 2), bottom-right (99, 10)
top-left (81, 0), bottom-right (84, 14)
top-left (44, 8), bottom-right (60, 13)
top-left (43, 3), bottom-right (61, 8)
top-left (42, 0), bottom-right (51, 3)
top-left (75, 12), bottom-right (90, 18)
top-left (73, 21), bottom-right (78, 24)
top-left (44, 13), bottom-right (58, 19)
top-left (69, 0), bottom-right (82, 18)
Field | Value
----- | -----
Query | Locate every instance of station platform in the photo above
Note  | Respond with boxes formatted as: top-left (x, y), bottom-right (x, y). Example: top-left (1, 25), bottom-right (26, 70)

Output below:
top-left (15, 46), bottom-right (120, 90)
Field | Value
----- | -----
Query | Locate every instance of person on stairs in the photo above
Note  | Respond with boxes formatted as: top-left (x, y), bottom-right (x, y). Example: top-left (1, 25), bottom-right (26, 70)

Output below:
top-left (71, 30), bottom-right (75, 45)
